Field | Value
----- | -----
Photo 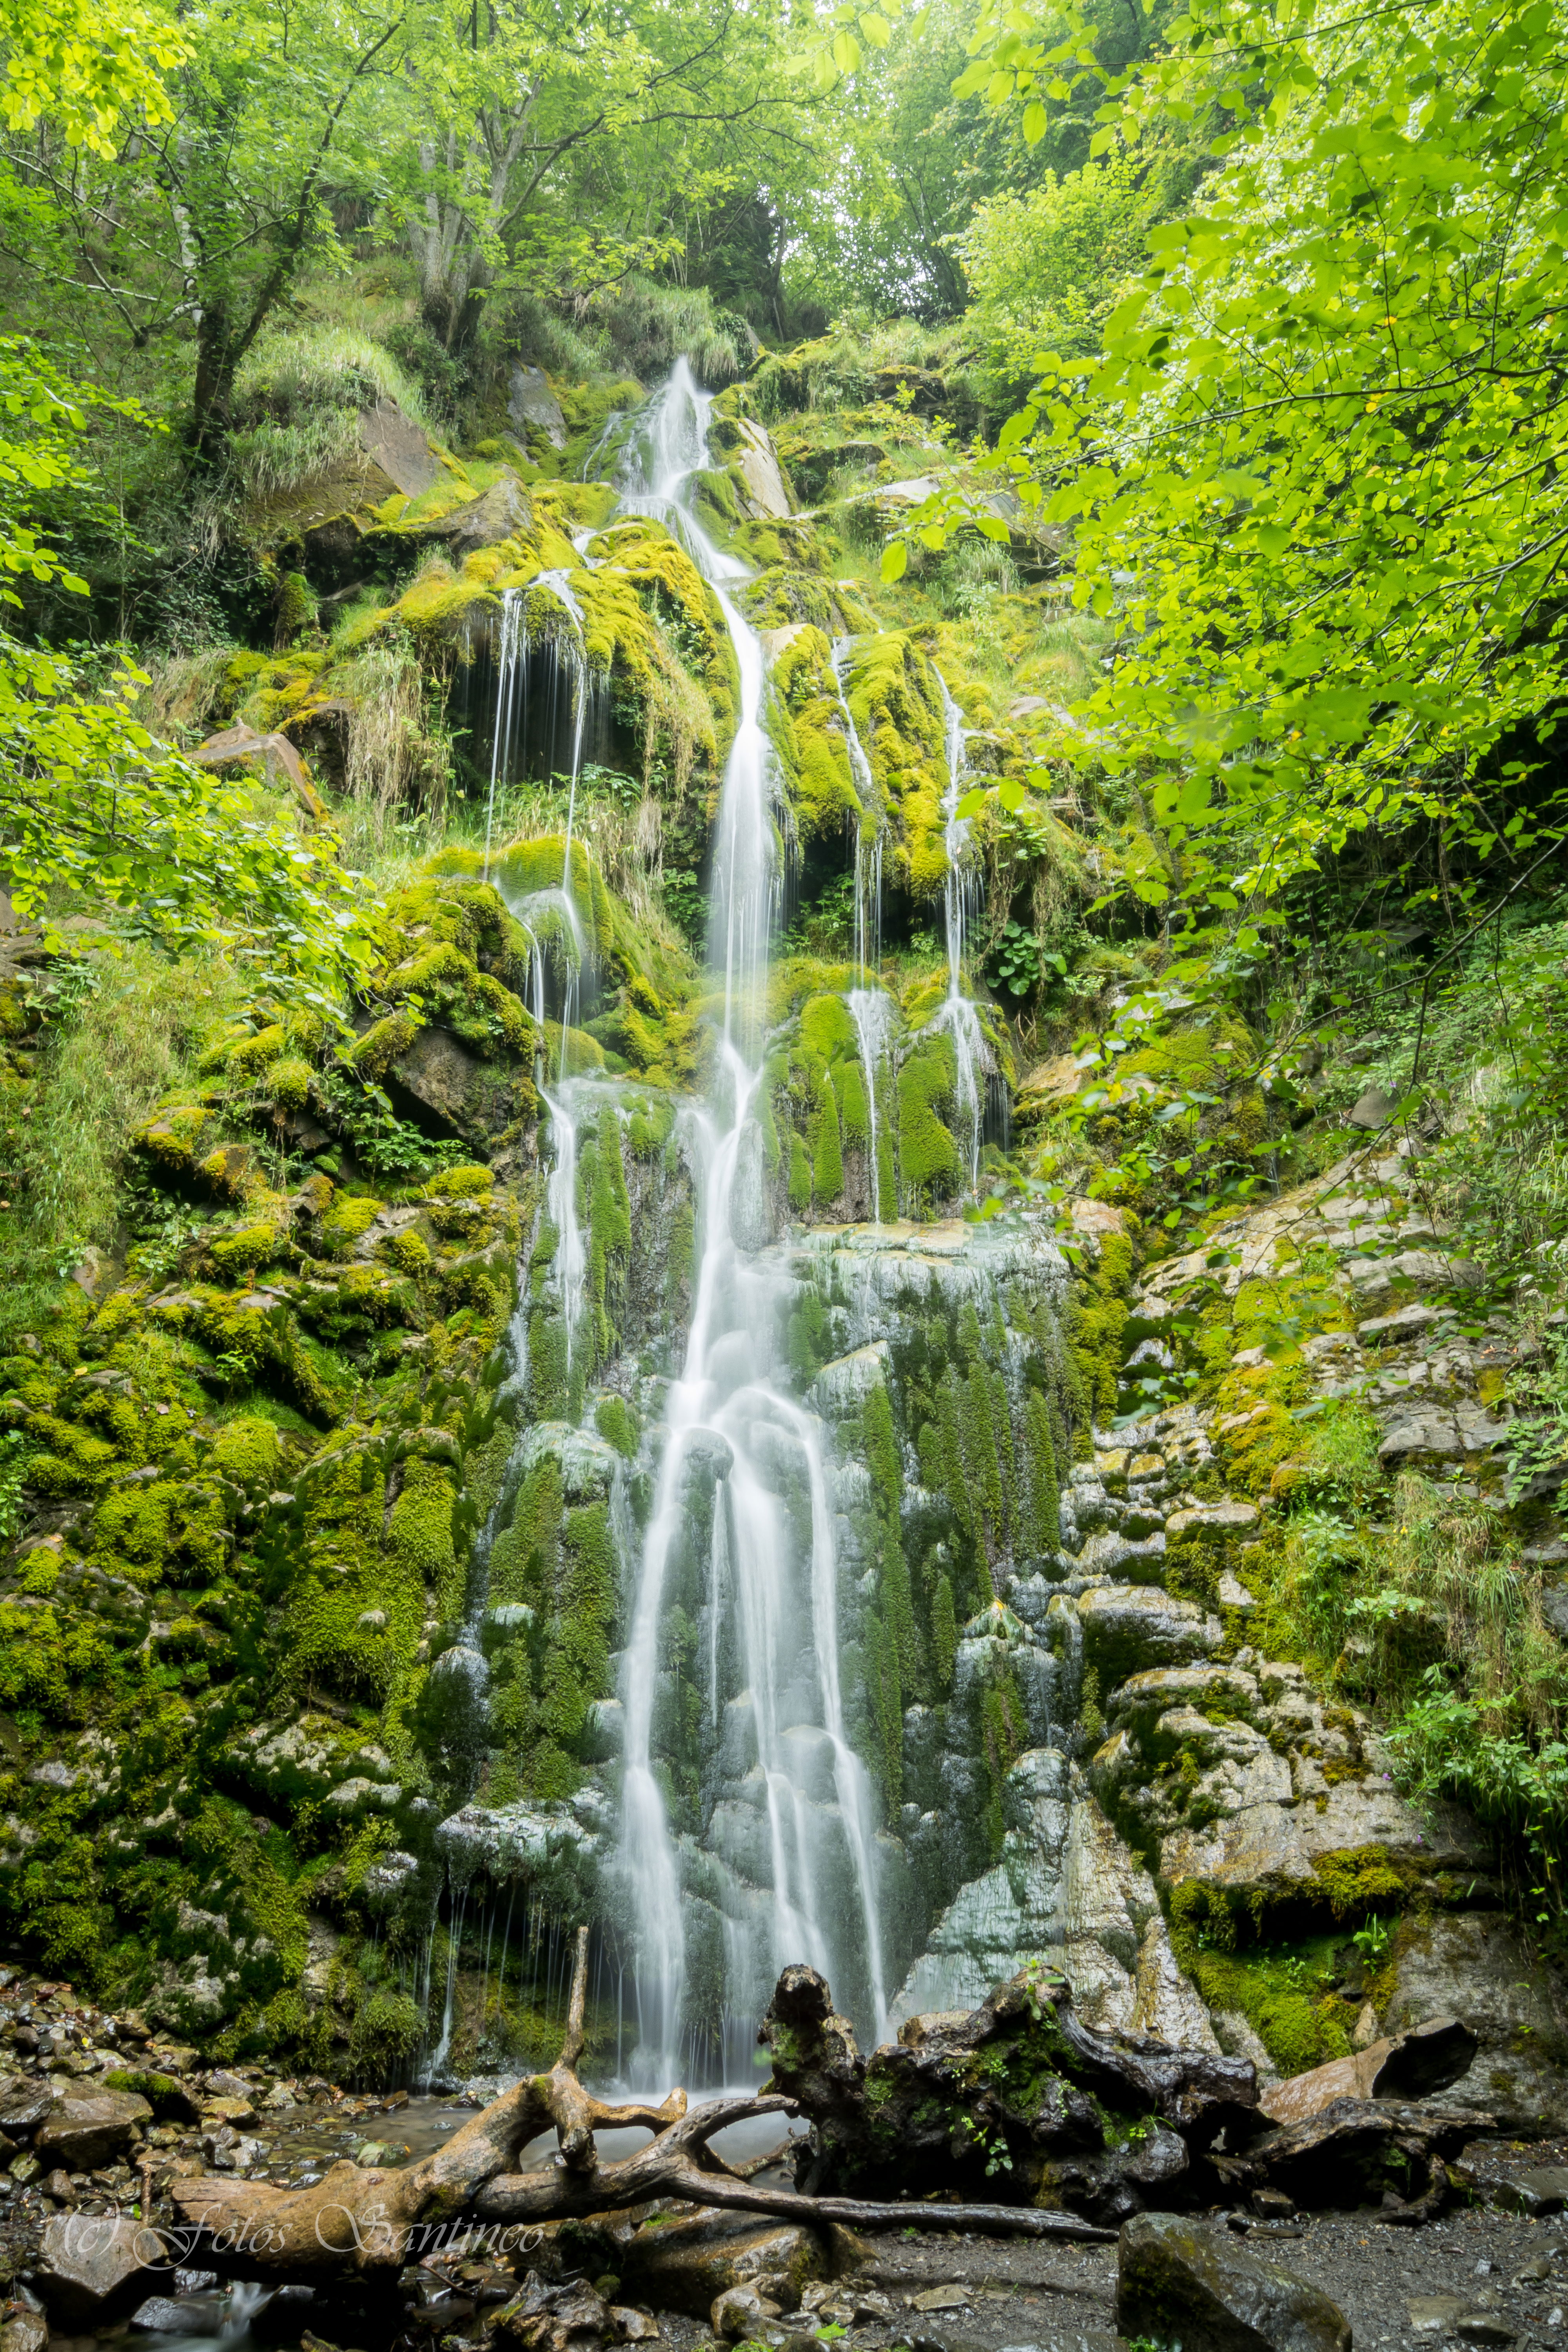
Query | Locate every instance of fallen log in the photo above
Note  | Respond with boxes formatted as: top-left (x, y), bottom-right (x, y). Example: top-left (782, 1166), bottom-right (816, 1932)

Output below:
top-left (169, 1931), bottom-right (1116, 2278)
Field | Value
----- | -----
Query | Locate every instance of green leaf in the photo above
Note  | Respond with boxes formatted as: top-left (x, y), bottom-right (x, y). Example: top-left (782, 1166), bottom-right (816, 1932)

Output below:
top-left (879, 538), bottom-right (908, 583)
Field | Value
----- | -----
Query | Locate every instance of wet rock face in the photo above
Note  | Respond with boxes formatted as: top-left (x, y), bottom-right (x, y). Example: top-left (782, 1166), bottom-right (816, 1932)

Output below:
top-left (1116, 2212), bottom-right (1352, 2352)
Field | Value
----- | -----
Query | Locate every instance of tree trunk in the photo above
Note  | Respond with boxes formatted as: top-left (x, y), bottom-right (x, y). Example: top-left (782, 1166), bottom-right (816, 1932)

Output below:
top-left (168, 1932), bottom-right (1118, 2277)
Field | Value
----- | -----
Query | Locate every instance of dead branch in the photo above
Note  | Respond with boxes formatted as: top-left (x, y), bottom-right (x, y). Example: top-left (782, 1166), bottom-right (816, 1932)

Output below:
top-left (167, 1939), bottom-right (1143, 2276)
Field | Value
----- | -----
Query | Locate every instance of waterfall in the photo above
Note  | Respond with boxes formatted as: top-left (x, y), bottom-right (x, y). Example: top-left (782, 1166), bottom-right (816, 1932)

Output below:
top-left (479, 564), bottom-right (595, 969)
top-left (935, 671), bottom-right (985, 1194)
top-left (541, 1084), bottom-right (586, 1372)
top-left (847, 983), bottom-right (893, 1221)
top-left (830, 640), bottom-right (893, 1220)
top-left (829, 637), bottom-right (884, 985)
top-left (614, 361), bottom-right (889, 2079)
top-left (483, 587), bottom-right (525, 883)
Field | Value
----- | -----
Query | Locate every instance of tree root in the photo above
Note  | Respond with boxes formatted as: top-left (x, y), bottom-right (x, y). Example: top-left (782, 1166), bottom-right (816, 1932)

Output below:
top-left (169, 1930), bottom-right (1117, 2276)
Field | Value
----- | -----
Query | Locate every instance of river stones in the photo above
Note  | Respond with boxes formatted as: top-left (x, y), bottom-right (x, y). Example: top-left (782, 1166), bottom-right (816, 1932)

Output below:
top-left (0, 2078), bottom-right (53, 2135)
top-left (620, 2214), bottom-right (823, 2315)
top-left (1116, 2212), bottom-right (1351, 2352)
top-left (35, 2087), bottom-right (152, 2169)
top-left (493, 2274), bottom-right (612, 2352)
top-left (712, 2285), bottom-right (784, 2339)
top-left (35, 2211), bottom-right (162, 2322)
top-left (0, 2308), bottom-right (47, 2352)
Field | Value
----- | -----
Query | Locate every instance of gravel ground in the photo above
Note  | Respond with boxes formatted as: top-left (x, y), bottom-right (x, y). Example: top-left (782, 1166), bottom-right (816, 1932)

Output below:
top-left (638, 2179), bottom-right (1568, 2352)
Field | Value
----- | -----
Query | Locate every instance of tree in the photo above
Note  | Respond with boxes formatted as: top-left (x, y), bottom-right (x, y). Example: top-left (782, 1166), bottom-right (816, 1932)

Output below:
top-left (392, 0), bottom-right (809, 355)
top-left (895, 0), bottom-right (1568, 943)
top-left (2, 0), bottom-right (408, 460)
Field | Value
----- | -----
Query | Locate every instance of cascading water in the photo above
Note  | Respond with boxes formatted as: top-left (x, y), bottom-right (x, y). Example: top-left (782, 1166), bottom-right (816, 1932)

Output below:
top-left (480, 573), bottom-right (594, 892)
top-left (541, 1085), bottom-right (587, 1371)
top-left (846, 983), bottom-right (893, 1222)
top-left (614, 362), bottom-right (889, 2079)
top-left (935, 672), bottom-right (985, 1194)
top-left (829, 640), bottom-right (894, 1220)
top-left (828, 637), bottom-right (884, 986)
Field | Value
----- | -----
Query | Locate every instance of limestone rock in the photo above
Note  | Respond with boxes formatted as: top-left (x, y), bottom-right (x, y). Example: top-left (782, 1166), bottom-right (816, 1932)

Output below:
top-left (508, 364), bottom-right (568, 451)
top-left (36, 2212), bottom-right (162, 2322)
top-left (1383, 1911), bottom-right (1568, 2132)
top-left (1076, 1585), bottom-right (1222, 1682)
top-left (889, 1753), bottom-right (1216, 2051)
top-left (357, 399), bottom-right (445, 495)
top-left (730, 419), bottom-right (792, 518)
top-left (35, 2088), bottom-right (153, 2170)
top-left (1166, 1501), bottom-right (1259, 1538)
top-left (1116, 2212), bottom-right (1350, 2352)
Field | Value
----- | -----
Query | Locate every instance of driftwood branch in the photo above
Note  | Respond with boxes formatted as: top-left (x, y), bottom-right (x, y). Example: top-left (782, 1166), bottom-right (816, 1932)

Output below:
top-left (170, 1935), bottom-right (1117, 2278)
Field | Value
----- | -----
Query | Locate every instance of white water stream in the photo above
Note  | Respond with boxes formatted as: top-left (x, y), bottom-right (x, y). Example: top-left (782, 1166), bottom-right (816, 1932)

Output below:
top-left (614, 363), bottom-right (889, 2079)
top-left (935, 672), bottom-right (984, 1193)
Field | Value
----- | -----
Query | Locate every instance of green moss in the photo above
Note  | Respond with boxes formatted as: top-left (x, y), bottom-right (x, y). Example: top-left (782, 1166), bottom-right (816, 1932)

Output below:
top-left (209, 1415), bottom-right (282, 1488)
top-left (595, 1395), bottom-right (638, 1458)
top-left (897, 1029), bottom-right (959, 1203)
top-left (425, 1163), bottom-right (496, 1201)
top-left (811, 1069), bottom-right (844, 1203)
top-left (347, 1010), bottom-right (421, 1083)
top-left (209, 1222), bottom-right (282, 1281)
top-left (321, 1194), bottom-right (383, 1256)
top-left (931, 1572), bottom-right (958, 1689)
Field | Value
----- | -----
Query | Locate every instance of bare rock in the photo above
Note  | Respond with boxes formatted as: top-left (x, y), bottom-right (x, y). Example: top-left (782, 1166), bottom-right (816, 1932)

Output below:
top-left (35, 2087), bottom-right (153, 2169)
top-left (446, 471), bottom-right (532, 554)
top-left (712, 2285), bottom-right (782, 2339)
top-left (1349, 1086), bottom-right (1396, 1130)
top-left (387, 1024), bottom-right (531, 1146)
top-left (1383, 1912), bottom-right (1568, 2133)
top-left (1116, 2211), bottom-right (1351, 2352)
top-left (0, 2078), bottom-right (54, 2134)
top-left (730, 419), bottom-right (792, 519)
top-left (509, 365), bottom-right (568, 452)
top-left (36, 2211), bottom-right (163, 2323)
top-left (357, 400), bottom-right (445, 496)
